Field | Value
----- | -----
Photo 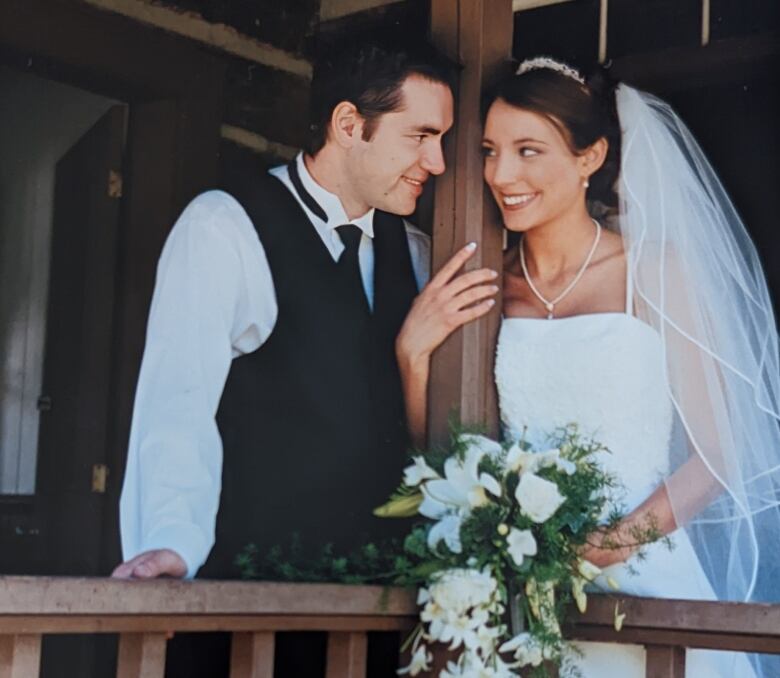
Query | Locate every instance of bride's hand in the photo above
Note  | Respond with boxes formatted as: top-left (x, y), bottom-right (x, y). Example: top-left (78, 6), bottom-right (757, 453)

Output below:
top-left (396, 242), bottom-right (499, 370)
top-left (579, 540), bottom-right (632, 569)
top-left (580, 521), bottom-right (638, 568)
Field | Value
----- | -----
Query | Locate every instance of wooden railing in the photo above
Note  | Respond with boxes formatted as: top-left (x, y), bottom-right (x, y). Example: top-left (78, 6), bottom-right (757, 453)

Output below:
top-left (566, 595), bottom-right (780, 677)
top-left (1, 576), bottom-right (779, 677)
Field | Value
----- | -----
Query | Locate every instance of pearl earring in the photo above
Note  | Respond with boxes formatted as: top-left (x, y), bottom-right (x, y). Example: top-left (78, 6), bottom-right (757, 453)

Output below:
top-left (582, 178), bottom-right (590, 189)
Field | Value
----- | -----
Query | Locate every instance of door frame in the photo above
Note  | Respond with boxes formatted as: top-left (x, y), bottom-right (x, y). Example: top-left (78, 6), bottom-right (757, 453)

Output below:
top-left (0, 0), bottom-right (225, 575)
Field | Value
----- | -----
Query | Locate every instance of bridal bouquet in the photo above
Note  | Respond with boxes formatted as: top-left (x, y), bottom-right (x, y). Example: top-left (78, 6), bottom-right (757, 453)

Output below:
top-left (375, 426), bottom-right (664, 677)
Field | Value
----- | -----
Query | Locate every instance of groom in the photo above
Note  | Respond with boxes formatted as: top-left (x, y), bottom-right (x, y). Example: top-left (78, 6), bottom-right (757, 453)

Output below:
top-left (112, 35), bottom-right (455, 676)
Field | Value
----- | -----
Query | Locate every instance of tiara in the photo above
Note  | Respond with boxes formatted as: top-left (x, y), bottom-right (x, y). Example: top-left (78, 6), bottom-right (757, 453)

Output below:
top-left (515, 56), bottom-right (585, 85)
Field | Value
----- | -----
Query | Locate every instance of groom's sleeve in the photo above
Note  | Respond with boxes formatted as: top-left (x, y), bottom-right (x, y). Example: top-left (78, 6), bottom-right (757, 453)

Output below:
top-left (119, 191), bottom-right (277, 578)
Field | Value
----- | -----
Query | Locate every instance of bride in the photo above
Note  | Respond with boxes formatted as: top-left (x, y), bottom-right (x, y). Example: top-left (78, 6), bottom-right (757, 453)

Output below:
top-left (395, 58), bottom-right (780, 677)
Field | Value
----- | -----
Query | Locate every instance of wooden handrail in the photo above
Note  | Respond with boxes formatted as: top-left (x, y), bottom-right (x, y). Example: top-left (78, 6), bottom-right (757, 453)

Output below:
top-left (568, 595), bottom-right (780, 653)
top-left (1, 576), bottom-right (779, 677)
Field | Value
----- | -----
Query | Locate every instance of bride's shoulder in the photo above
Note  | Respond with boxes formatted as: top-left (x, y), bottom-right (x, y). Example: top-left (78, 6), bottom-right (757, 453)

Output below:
top-left (590, 228), bottom-right (626, 276)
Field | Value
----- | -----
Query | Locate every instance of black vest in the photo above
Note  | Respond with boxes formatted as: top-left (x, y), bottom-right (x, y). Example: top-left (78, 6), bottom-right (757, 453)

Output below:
top-left (201, 171), bottom-right (419, 578)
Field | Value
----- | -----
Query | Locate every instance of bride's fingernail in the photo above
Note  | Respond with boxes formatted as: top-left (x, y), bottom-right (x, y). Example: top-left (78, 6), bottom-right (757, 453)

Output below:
top-left (487, 299), bottom-right (496, 306)
top-left (489, 270), bottom-right (499, 278)
top-left (465, 242), bottom-right (477, 251)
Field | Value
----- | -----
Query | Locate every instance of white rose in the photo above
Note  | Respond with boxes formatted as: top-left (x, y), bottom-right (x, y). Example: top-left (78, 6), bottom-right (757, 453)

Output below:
top-left (514, 472), bottom-right (565, 523)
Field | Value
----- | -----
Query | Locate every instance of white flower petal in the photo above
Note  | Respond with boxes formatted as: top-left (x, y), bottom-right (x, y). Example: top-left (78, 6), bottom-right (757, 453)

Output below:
top-left (506, 528), bottom-right (537, 567)
top-left (418, 487), bottom-right (449, 519)
top-left (514, 472), bottom-right (565, 523)
top-left (403, 456), bottom-right (440, 487)
top-left (424, 478), bottom-right (468, 509)
top-left (479, 472), bottom-right (502, 497)
top-left (458, 433), bottom-right (503, 459)
top-left (427, 514), bottom-right (463, 554)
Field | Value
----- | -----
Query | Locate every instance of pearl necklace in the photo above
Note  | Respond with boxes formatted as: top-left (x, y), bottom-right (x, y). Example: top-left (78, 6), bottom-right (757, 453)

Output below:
top-left (519, 218), bottom-right (602, 319)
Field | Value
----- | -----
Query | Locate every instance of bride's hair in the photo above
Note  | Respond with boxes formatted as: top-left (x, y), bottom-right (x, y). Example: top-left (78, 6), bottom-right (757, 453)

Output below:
top-left (483, 62), bottom-right (621, 211)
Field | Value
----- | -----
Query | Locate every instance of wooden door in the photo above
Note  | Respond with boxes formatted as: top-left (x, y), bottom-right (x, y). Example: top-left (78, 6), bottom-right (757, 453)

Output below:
top-left (35, 104), bottom-right (127, 576)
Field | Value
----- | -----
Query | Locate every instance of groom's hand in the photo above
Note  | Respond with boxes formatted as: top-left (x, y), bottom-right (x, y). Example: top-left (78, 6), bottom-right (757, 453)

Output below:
top-left (111, 548), bottom-right (187, 579)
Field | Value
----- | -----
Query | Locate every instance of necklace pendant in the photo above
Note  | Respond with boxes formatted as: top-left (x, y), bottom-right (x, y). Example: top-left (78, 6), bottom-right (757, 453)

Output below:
top-left (547, 311), bottom-right (554, 320)
top-left (545, 302), bottom-right (554, 312)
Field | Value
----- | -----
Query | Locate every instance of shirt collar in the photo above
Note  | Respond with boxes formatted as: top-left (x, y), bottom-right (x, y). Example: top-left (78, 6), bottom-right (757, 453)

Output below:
top-left (294, 152), bottom-right (375, 239)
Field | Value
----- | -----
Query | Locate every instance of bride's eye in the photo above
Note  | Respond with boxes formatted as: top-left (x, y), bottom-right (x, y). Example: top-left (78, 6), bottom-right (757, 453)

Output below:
top-left (519, 146), bottom-right (540, 158)
top-left (481, 146), bottom-right (496, 158)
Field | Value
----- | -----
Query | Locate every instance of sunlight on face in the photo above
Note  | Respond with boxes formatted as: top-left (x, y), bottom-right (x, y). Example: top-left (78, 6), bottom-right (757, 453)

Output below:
top-left (348, 75), bottom-right (454, 216)
top-left (482, 98), bottom-right (585, 233)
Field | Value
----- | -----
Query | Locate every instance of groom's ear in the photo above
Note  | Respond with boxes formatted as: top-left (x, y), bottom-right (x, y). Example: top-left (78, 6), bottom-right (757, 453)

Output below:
top-left (330, 101), bottom-right (366, 149)
top-left (580, 136), bottom-right (608, 177)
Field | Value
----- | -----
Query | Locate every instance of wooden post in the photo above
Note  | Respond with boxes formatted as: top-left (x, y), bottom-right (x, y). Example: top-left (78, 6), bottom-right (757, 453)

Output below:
top-left (230, 632), bottom-right (275, 678)
top-left (428, 0), bottom-right (513, 444)
top-left (325, 632), bottom-right (368, 678)
top-left (0, 635), bottom-right (42, 678)
top-left (645, 644), bottom-right (685, 678)
top-left (116, 633), bottom-right (167, 678)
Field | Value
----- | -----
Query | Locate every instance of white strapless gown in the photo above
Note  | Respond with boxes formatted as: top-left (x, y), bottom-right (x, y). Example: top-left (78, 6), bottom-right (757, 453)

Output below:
top-left (495, 312), bottom-right (757, 677)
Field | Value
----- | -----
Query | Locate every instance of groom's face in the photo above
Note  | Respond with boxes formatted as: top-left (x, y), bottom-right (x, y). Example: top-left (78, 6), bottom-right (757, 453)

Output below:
top-left (347, 75), bottom-right (453, 216)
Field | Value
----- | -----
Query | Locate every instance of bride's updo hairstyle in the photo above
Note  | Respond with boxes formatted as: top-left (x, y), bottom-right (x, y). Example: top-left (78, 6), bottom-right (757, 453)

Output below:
top-left (483, 59), bottom-right (621, 212)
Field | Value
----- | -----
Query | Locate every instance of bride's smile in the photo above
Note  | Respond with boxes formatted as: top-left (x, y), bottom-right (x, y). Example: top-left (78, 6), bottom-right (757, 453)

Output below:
top-left (482, 98), bottom-right (604, 235)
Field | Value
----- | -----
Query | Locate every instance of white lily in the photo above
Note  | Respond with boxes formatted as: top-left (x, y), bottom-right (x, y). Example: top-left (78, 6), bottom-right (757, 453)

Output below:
top-left (506, 443), bottom-right (576, 476)
top-left (403, 456), bottom-right (440, 487)
top-left (505, 442), bottom-right (538, 475)
top-left (537, 448), bottom-right (577, 475)
top-left (397, 644), bottom-right (432, 675)
top-left (422, 446), bottom-right (501, 515)
top-left (427, 513), bottom-right (464, 554)
top-left (515, 472), bottom-right (565, 523)
top-left (506, 527), bottom-right (537, 567)
top-left (458, 433), bottom-right (503, 460)
top-left (499, 632), bottom-right (544, 668)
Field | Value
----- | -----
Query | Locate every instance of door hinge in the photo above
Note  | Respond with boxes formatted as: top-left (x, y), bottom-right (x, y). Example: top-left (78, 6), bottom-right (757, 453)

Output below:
top-left (91, 464), bottom-right (109, 493)
top-left (108, 169), bottom-right (123, 198)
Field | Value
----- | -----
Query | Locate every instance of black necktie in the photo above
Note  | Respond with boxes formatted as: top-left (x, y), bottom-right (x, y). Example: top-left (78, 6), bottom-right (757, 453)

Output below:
top-left (336, 224), bottom-right (369, 312)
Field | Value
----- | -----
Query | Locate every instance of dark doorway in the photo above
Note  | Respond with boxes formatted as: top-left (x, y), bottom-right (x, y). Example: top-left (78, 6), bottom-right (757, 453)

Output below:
top-left (0, 67), bottom-right (122, 575)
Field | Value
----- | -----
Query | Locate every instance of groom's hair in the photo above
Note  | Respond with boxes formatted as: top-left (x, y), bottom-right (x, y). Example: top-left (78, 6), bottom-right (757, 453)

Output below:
top-left (307, 36), bottom-right (457, 156)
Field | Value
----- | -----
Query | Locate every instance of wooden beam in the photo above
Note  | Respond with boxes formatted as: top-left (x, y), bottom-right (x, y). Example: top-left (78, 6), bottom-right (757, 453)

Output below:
top-left (612, 32), bottom-right (779, 93)
top-left (0, 635), bottom-right (41, 678)
top-left (80, 0), bottom-right (311, 78)
top-left (645, 645), bottom-right (685, 678)
top-left (229, 632), bottom-right (275, 678)
top-left (116, 633), bottom-right (167, 678)
top-left (325, 632), bottom-right (368, 678)
top-left (0, 0), bottom-right (225, 101)
top-left (512, 0), bottom-right (574, 11)
top-left (428, 0), bottom-right (513, 443)
top-left (0, 615), bottom-right (415, 635)
top-left (319, 0), bottom-right (406, 22)
top-left (0, 577), bottom-right (417, 616)
top-left (220, 125), bottom-right (297, 160)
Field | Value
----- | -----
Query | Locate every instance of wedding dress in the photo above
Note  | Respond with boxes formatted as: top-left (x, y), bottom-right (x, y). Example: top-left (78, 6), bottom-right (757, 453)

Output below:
top-left (494, 271), bottom-right (758, 677)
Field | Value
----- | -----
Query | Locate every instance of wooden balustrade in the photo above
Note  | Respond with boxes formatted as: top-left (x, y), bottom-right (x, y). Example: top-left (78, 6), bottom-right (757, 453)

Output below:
top-left (0, 576), bottom-right (417, 677)
top-left (567, 595), bottom-right (780, 677)
top-left (0, 576), bottom-right (779, 677)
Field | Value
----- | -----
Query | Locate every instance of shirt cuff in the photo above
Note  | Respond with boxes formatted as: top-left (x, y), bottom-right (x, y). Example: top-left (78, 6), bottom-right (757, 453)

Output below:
top-left (142, 524), bottom-right (212, 579)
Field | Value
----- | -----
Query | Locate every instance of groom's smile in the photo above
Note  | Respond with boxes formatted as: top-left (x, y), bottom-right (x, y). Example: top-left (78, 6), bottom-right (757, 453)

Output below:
top-left (348, 74), bottom-right (454, 216)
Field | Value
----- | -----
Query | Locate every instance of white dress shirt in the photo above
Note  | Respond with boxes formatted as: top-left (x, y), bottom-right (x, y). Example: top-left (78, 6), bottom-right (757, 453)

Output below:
top-left (119, 153), bottom-right (431, 577)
